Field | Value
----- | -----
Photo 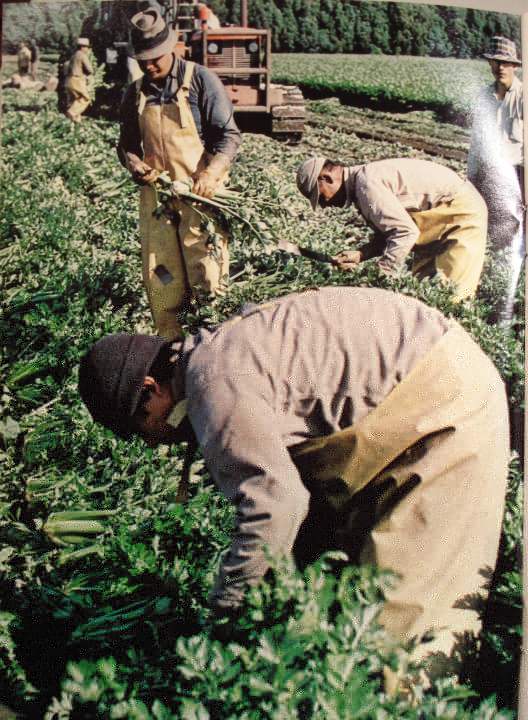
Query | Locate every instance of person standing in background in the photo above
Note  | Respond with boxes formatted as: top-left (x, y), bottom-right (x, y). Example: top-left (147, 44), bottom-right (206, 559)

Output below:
top-left (468, 35), bottom-right (524, 323)
top-left (65, 37), bottom-right (93, 123)
top-left (29, 39), bottom-right (39, 80)
top-left (17, 42), bottom-right (31, 76)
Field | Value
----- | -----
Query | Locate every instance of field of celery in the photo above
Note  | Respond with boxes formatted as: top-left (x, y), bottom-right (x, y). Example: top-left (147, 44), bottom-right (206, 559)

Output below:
top-left (272, 54), bottom-right (491, 118)
top-left (0, 53), bottom-right (523, 719)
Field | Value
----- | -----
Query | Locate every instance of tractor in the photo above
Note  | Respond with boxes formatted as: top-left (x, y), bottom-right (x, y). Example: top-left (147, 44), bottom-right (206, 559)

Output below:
top-left (93, 0), bottom-right (305, 140)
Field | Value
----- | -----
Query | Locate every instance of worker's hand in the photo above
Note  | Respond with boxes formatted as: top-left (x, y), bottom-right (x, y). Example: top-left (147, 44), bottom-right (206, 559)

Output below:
top-left (126, 153), bottom-right (158, 185)
top-left (332, 249), bottom-right (363, 271)
top-left (192, 152), bottom-right (231, 199)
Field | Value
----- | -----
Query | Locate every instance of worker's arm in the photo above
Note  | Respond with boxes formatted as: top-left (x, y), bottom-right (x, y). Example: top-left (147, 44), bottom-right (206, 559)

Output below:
top-left (81, 53), bottom-right (93, 76)
top-left (332, 231), bottom-right (386, 270)
top-left (187, 375), bottom-right (311, 611)
top-left (192, 67), bottom-right (242, 198)
top-left (116, 84), bottom-right (157, 184)
top-left (355, 179), bottom-right (420, 274)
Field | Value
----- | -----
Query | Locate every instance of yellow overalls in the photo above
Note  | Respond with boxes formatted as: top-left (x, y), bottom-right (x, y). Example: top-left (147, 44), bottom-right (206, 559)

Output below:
top-left (410, 182), bottom-right (488, 301)
top-left (65, 75), bottom-right (91, 118)
top-left (290, 323), bottom-right (509, 685)
top-left (137, 61), bottom-right (229, 338)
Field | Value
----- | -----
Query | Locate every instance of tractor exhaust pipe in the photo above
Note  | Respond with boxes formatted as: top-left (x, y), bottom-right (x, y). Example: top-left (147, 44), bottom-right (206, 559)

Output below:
top-left (241, 0), bottom-right (248, 27)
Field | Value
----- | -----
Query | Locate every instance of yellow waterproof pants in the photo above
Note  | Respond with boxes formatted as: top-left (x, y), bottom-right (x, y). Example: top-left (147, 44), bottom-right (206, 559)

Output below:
top-left (290, 324), bottom-right (509, 681)
top-left (139, 186), bottom-right (229, 338)
top-left (410, 183), bottom-right (487, 301)
top-left (137, 61), bottom-right (229, 339)
top-left (65, 75), bottom-right (90, 119)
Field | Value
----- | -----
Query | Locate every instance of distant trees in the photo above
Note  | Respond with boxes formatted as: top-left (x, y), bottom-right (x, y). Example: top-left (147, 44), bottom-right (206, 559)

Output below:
top-left (238, 0), bottom-right (521, 56)
top-left (2, 0), bottom-right (100, 54)
top-left (2, 0), bottom-right (522, 57)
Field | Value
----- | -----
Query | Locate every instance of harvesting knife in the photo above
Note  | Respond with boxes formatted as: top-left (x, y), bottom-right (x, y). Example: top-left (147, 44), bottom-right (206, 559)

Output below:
top-left (273, 239), bottom-right (339, 266)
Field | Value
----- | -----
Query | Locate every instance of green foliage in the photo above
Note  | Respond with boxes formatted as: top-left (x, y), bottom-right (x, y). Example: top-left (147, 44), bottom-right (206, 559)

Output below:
top-left (2, 1), bottom-right (101, 54)
top-left (0, 53), bottom-right (523, 718)
top-left (2, 1), bottom-right (520, 58)
top-left (273, 54), bottom-right (493, 118)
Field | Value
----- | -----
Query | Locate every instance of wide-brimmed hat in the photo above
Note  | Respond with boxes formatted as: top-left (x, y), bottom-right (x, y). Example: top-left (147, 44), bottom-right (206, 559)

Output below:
top-left (78, 333), bottom-right (167, 439)
top-left (482, 36), bottom-right (521, 66)
top-left (130, 8), bottom-right (176, 60)
top-left (77, 37), bottom-right (90, 47)
top-left (296, 156), bottom-right (327, 210)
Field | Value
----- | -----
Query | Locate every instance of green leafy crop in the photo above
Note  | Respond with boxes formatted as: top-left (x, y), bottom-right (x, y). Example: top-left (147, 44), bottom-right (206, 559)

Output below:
top-left (0, 59), bottom-right (523, 719)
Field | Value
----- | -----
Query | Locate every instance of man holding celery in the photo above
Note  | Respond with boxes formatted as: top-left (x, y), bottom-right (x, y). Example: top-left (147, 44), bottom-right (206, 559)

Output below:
top-left (118, 7), bottom-right (241, 339)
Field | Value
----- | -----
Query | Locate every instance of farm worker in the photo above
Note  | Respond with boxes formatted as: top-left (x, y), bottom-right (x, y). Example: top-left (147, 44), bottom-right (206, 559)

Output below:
top-left (29, 39), bottom-right (39, 80)
top-left (78, 286), bottom-right (509, 688)
top-left (297, 156), bottom-right (488, 301)
top-left (17, 42), bottom-right (31, 76)
top-left (65, 38), bottom-right (93, 123)
top-left (197, 3), bottom-right (221, 30)
top-left (117, 7), bottom-right (241, 339)
top-left (468, 36), bottom-right (524, 323)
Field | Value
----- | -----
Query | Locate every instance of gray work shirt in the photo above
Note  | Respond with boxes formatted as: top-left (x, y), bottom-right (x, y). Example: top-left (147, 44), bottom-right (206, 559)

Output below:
top-left (118, 55), bottom-right (241, 163)
top-left (175, 287), bottom-right (449, 608)
top-left (344, 158), bottom-right (469, 273)
top-left (468, 75), bottom-right (524, 176)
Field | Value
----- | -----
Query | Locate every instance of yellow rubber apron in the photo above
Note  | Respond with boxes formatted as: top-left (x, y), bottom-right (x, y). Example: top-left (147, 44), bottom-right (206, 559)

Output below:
top-left (290, 323), bottom-right (509, 679)
top-left (409, 182), bottom-right (488, 301)
top-left (65, 75), bottom-right (91, 118)
top-left (138, 60), bottom-right (229, 338)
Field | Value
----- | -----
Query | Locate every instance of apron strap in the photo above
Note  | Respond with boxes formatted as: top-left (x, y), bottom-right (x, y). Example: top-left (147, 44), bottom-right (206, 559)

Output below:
top-left (176, 61), bottom-right (195, 128)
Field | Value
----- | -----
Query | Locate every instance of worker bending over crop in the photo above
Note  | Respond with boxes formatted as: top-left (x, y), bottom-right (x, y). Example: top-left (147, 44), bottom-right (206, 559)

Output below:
top-left (65, 38), bottom-right (93, 123)
top-left (118, 7), bottom-right (241, 339)
top-left (79, 286), bottom-right (509, 688)
top-left (297, 157), bottom-right (488, 301)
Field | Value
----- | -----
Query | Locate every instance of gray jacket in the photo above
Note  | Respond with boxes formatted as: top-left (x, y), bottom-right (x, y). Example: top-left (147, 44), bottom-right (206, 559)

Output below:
top-left (175, 287), bottom-right (449, 609)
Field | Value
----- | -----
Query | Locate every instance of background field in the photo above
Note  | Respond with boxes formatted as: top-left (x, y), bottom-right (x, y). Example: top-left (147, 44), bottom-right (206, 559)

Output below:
top-left (0, 51), bottom-right (524, 719)
top-left (273, 54), bottom-right (491, 117)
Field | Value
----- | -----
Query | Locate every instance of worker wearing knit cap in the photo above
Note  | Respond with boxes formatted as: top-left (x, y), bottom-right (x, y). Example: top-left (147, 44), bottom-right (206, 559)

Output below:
top-left (79, 286), bottom-right (509, 691)
top-left (297, 156), bottom-right (488, 301)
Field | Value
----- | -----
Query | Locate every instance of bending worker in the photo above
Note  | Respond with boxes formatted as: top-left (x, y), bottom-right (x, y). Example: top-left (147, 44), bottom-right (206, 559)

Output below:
top-left (297, 157), bottom-right (488, 301)
top-left (79, 286), bottom-right (509, 685)
top-left (118, 7), bottom-right (241, 339)
top-left (65, 37), bottom-right (93, 123)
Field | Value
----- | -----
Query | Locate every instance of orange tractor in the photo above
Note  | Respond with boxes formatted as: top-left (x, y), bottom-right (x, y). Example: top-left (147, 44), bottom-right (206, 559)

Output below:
top-left (96, 0), bottom-right (305, 140)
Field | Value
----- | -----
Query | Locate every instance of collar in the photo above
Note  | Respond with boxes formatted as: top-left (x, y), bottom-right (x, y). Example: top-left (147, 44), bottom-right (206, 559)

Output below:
top-left (343, 164), bottom-right (363, 208)
top-left (491, 74), bottom-right (521, 100)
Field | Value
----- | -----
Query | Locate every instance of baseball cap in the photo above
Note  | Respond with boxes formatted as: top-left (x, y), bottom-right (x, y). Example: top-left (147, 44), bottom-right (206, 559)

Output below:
top-left (296, 156), bottom-right (327, 210)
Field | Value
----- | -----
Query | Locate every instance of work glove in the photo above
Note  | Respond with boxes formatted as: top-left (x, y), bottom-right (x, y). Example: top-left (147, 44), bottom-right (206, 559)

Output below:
top-left (125, 152), bottom-right (158, 186)
top-left (332, 249), bottom-right (363, 271)
top-left (192, 152), bottom-right (231, 199)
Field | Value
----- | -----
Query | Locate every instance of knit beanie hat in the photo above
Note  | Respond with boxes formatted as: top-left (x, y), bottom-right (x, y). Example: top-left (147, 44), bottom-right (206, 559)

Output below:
top-left (78, 334), bottom-right (166, 439)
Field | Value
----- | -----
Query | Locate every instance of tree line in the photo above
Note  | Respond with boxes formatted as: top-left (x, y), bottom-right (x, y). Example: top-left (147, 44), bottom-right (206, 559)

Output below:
top-left (211, 0), bottom-right (520, 57)
top-left (2, 0), bottom-right (521, 58)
